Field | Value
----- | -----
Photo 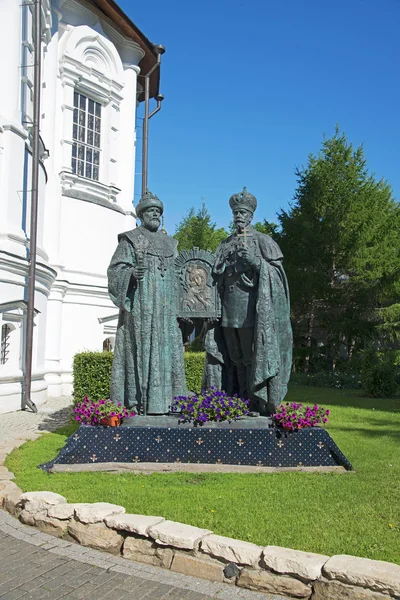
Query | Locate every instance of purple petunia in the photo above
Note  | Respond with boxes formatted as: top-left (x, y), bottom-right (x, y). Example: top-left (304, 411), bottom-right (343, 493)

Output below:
top-left (171, 389), bottom-right (250, 427)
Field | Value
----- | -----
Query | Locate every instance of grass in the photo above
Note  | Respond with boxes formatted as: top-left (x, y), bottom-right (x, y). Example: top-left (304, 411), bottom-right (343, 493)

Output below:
top-left (6, 385), bottom-right (400, 564)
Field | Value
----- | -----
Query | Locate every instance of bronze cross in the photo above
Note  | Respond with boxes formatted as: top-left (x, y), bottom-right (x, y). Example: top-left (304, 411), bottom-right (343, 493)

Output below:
top-left (237, 226), bottom-right (249, 248)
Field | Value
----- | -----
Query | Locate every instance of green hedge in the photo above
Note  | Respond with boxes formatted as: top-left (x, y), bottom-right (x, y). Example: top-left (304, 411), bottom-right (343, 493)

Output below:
top-left (291, 371), bottom-right (361, 389)
top-left (184, 352), bottom-right (205, 392)
top-left (73, 351), bottom-right (113, 403)
top-left (73, 351), bottom-right (205, 403)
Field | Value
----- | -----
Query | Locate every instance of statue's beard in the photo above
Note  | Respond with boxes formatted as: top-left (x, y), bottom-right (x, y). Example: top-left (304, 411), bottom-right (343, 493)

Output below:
top-left (235, 221), bottom-right (248, 233)
top-left (144, 219), bottom-right (160, 232)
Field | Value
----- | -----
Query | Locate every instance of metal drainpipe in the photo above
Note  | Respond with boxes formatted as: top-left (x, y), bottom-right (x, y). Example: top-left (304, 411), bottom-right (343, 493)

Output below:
top-left (22, 0), bottom-right (42, 413)
top-left (141, 45), bottom-right (165, 196)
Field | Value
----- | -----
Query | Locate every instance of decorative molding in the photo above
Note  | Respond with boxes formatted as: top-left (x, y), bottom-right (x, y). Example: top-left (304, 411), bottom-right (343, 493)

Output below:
top-left (101, 21), bottom-right (145, 67)
top-left (0, 120), bottom-right (29, 141)
top-left (0, 233), bottom-right (48, 262)
top-left (39, 0), bottom-right (53, 45)
top-left (98, 313), bottom-right (118, 324)
top-left (59, 25), bottom-right (124, 97)
top-left (62, 184), bottom-right (126, 214)
top-left (0, 251), bottom-right (57, 293)
top-left (0, 301), bottom-right (40, 323)
top-left (103, 325), bottom-right (116, 335)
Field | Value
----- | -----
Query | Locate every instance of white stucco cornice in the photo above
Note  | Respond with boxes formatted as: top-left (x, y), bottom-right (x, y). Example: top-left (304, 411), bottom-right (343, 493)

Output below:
top-left (98, 313), bottom-right (118, 324)
top-left (0, 301), bottom-right (40, 322)
top-left (41, 0), bottom-right (53, 44)
top-left (0, 251), bottom-right (57, 294)
top-left (101, 21), bottom-right (145, 68)
top-left (58, 0), bottom-right (99, 27)
top-left (0, 118), bottom-right (29, 141)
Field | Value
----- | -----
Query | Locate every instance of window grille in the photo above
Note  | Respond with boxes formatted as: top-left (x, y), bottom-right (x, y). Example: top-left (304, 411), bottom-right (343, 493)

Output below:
top-left (72, 92), bottom-right (101, 181)
top-left (1, 324), bottom-right (11, 365)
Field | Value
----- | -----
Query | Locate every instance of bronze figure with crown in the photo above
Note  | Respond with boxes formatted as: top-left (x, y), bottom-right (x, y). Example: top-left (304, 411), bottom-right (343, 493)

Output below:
top-left (203, 187), bottom-right (293, 414)
top-left (107, 190), bottom-right (187, 415)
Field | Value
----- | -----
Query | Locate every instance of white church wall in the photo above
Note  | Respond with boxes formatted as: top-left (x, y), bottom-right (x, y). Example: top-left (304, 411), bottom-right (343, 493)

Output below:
top-left (0, 131), bottom-right (54, 412)
top-left (0, 0), bottom-right (22, 124)
top-left (58, 290), bottom-right (118, 396)
top-left (0, 256), bottom-right (56, 413)
top-left (41, 0), bottom-right (142, 398)
top-left (0, 0), bottom-right (145, 410)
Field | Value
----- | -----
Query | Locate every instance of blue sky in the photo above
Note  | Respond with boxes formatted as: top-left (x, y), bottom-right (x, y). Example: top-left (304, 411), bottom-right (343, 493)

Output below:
top-left (120, 0), bottom-right (400, 234)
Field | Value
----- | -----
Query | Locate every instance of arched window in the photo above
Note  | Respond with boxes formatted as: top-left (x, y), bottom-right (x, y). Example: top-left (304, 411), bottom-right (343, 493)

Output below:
top-left (103, 337), bottom-right (115, 352)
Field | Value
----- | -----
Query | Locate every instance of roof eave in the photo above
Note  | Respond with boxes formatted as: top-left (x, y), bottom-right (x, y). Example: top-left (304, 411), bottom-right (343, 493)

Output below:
top-left (89, 0), bottom-right (161, 100)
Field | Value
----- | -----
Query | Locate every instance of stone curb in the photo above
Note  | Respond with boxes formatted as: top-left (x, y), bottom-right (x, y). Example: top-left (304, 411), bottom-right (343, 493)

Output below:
top-left (1, 434), bottom-right (399, 600)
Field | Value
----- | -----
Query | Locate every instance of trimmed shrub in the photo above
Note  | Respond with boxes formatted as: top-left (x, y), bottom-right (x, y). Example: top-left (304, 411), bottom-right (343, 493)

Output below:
top-left (73, 351), bottom-right (113, 403)
top-left (184, 352), bottom-right (205, 392)
top-left (186, 336), bottom-right (204, 353)
top-left (291, 371), bottom-right (361, 389)
top-left (73, 350), bottom-right (205, 402)
top-left (361, 350), bottom-right (397, 398)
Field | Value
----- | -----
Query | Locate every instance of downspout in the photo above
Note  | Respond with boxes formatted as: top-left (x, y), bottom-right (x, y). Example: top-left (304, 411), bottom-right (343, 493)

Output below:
top-left (23, 0), bottom-right (42, 412)
top-left (141, 44), bottom-right (165, 196)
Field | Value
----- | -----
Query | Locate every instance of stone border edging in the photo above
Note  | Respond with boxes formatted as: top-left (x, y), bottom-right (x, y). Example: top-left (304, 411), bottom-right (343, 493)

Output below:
top-left (1, 444), bottom-right (399, 599)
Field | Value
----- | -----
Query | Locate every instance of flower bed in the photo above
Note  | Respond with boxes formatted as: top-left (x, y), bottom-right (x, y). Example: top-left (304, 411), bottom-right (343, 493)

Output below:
top-left (74, 397), bottom-right (135, 426)
top-left (272, 402), bottom-right (330, 431)
top-left (171, 389), bottom-right (250, 427)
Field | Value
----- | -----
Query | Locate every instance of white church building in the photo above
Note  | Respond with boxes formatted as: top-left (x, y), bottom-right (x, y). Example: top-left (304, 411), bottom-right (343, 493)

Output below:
top-left (0, 0), bottom-right (162, 412)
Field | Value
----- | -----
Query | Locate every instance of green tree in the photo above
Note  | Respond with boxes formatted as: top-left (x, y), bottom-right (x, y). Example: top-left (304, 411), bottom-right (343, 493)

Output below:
top-left (253, 220), bottom-right (280, 241)
top-left (279, 127), bottom-right (400, 369)
top-left (174, 202), bottom-right (229, 252)
top-left (228, 220), bottom-right (280, 240)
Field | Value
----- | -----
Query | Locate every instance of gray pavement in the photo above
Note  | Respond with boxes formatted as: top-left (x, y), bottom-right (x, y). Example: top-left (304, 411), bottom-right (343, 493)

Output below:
top-left (0, 396), bottom-right (73, 445)
top-left (0, 511), bottom-right (289, 599)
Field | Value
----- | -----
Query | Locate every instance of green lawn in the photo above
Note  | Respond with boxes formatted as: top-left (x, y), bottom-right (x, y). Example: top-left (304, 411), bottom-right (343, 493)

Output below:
top-left (6, 385), bottom-right (400, 564)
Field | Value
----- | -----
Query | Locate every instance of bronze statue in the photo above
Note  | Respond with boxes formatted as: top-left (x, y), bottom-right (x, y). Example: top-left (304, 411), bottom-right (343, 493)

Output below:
top-left (107, 190), bottom-right (186, 414)
top-left (204, 188), bottom-right (292, 414)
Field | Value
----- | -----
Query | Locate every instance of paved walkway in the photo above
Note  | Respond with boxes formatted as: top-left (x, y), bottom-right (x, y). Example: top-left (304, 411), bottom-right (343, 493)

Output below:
top-left (0, 398), bottom-right (291, 599)
top-left (0, 396), bottom-right (73, 445)
top-left (0, 510), bottom-right (290, 600)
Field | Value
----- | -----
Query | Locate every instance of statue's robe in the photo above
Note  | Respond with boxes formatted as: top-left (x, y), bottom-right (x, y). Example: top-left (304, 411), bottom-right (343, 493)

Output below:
top-left (203, 229), bottom-right (292, 414)
top-left (107, 227), bottom-right (186, 413)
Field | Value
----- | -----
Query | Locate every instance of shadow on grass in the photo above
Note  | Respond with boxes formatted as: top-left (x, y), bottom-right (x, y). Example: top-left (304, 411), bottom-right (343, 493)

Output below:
top-left (331, 419), bottom-right (400, 442)
top-left (288, 384), bottom-right (400, 413)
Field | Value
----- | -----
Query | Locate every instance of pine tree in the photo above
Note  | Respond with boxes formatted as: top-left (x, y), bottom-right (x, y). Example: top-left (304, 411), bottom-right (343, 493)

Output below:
top-left (253, 220), bottom-right (280, 241)
top-left (174, 202), bottom-right (229, 252)
top-left (279, 128), bottom-right (400, 368)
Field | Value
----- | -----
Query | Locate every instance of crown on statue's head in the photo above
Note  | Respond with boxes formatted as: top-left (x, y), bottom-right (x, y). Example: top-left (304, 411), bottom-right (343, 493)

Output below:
top-left (229, 186), bottom-right (257, 214)
top-left (136, 189), bottom-right (164, 218)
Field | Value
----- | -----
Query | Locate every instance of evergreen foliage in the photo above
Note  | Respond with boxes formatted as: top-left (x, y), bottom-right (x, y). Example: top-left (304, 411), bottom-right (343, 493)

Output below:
top-left (279, 127), bottom-right (400, 365)
top-left (174, 202), bottom-right (229, 252)
top-left (253, 220), bottom-right (280, 240)
top-left (361, 349), bottom-right (398, 398)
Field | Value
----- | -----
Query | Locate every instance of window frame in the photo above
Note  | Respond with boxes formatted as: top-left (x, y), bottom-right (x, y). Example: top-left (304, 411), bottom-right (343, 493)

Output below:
top-left (72, 91), bottom-right (102, 182)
